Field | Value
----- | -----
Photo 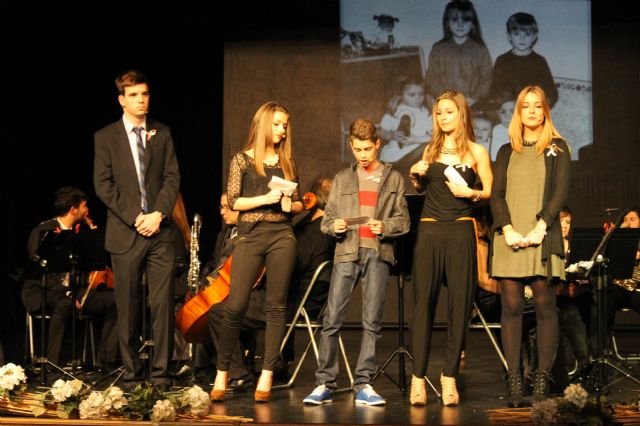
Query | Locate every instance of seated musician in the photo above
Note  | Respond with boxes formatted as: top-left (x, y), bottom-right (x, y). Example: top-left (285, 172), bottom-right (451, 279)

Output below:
top-left (605, 207), bottom-right (640, 335)
top-left (555, 207), bottom-right (594, 378)
top-left (21, 187), bottom-right (118, 374)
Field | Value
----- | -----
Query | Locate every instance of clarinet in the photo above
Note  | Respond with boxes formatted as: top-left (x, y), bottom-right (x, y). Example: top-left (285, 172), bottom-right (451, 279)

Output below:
top-left (187, 213), bottom-right (202, 294)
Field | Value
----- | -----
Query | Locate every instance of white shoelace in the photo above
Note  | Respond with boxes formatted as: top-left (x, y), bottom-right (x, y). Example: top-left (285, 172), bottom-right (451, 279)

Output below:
top-left (362, 384), bottom-right (380, 396)
top-left (311, 385), bottom-right (328, 395)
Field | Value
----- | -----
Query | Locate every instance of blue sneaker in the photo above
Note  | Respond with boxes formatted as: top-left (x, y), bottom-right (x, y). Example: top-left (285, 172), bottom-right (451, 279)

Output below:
top-left (303, 385), bottom-right (333, 405)
top-left (355, 384), bottom-right (386, 406)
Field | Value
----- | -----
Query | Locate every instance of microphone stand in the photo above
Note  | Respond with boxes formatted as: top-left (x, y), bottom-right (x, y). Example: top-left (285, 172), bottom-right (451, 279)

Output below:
top-left (373, 236), bottom-right (440, 397)
top-left (95, 273), bottom-right (153, 389)
top-left (68, 250), bottom-right (82, 373)
top-left (28, 230), bottom-right (79, 385)
top-left (139, 272), bottom-right (154, 385)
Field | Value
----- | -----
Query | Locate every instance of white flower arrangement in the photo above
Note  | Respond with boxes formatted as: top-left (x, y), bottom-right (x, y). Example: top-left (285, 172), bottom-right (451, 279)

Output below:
top-left (104, 386), bottom-right (128, 411)
top-left (78, 386), bottom-right (129, 420)
top-left (49, 378), bottom-right (85, 419)
top-left (531, 398), bottom-right (558, 425)
top-left (179, 385), bottom-right (211, 417)
top-left (50, 379), bottom-right (83, 403)
top-left (0, 363), bottom-right (27, 395)
top-left (151, 399), bottom-right (176, 423)
top-left (78, 391), bottom-right (107, 419)
top-left (564, 383), bottom-right (589, 409)
top-left (0, 364), bottom-right (239, 422)
top-left (530, 383), bottom-right (614, 425)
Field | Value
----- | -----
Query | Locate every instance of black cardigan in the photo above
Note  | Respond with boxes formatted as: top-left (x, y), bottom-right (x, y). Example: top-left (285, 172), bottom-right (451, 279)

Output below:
top-left (489, 138), bottom-right (571, 277)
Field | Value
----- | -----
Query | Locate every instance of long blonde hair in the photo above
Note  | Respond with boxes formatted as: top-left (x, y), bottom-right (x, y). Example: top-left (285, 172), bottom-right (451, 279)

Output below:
top-left (244, 101), bottom-right (295, 180)
top-left (508, 86), bottom-right (564, 155)
top-left (422, 91), bottom-right (474, 163)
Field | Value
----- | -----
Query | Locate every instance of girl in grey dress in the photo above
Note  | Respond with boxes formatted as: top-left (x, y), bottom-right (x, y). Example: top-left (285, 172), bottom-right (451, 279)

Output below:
top-left (490, 86), bottom-right (570, 406)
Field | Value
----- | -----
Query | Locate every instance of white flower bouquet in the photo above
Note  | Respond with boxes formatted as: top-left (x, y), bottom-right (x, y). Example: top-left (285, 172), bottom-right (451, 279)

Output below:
top-left (531, 383), bottom-right (613, 425)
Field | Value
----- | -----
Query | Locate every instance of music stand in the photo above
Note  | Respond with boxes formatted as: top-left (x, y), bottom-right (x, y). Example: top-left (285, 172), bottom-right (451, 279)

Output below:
top-left (74, 229), bottom-right (113, 374)
top-left (571, 225), bottom-right (640, 394)
top-left (373, 194), bottom-right (440, 398)
top-left (97, 273), bottom-right (154, 390)
top-left (29, 229), bottom-right (79, 385)
top-left (91, 275), bottom-right (155, 390)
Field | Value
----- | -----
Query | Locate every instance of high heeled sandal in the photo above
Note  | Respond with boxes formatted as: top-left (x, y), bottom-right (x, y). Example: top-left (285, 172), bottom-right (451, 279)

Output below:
top-left (254, 389), bottom-right (271, 403)
top-left (254, 373), bottom-right (272, 403)
top-left (210, 373), bottom-right (228, 402)
top-left (410, 375), bottom-right (427, 406)
top-left (440, 374), bottom-right (459, 406)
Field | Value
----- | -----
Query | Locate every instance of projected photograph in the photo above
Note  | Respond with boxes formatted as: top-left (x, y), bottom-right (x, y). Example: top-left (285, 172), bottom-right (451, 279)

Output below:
top-left (340, 0), bottom-right (592, 177)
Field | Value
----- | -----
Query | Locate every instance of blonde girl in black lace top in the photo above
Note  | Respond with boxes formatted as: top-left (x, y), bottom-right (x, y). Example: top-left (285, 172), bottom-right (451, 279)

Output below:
top-left (211, 102), bottom-right (302, 403)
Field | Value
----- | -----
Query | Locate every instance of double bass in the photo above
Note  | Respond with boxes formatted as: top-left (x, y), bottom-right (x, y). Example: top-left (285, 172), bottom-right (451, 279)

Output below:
top-left (175, 194), bottom-right (317, 342)
top-left (175, 214), bottom-right (264, 343)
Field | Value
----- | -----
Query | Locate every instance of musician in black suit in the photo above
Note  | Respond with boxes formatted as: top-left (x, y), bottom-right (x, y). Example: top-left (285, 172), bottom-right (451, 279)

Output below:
top-left (22, 187), bottom-right (118, 369)
top-left (605, 208), bottom-right (640, 334)
top-left (94, 70), bottom-right (180, 389)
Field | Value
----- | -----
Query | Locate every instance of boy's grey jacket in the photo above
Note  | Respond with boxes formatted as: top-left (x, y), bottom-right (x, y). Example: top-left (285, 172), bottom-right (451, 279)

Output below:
top-left (321, 162), bottom-right (410, 264)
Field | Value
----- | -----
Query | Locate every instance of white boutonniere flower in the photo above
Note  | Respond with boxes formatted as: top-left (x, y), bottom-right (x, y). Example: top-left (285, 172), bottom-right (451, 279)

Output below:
top-left (146, 129), bottom-right (157, 142)
top-left (546, 143), bottom-right (563, 157)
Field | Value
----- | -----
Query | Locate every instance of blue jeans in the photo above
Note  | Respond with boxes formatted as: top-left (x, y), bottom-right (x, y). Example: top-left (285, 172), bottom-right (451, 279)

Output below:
top-left (315, 248), bottom-right (389, 393)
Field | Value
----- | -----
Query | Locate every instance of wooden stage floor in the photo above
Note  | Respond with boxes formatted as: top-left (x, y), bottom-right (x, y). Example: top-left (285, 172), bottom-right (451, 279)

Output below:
top-left (3, 328), bottom-right (640, 425)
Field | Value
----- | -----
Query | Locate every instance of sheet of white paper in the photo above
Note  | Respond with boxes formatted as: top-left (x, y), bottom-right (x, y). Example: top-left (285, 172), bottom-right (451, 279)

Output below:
top-left (344, 216), bottom-right (369, 226)
top-left (268, 176), bottom-right (298, 196)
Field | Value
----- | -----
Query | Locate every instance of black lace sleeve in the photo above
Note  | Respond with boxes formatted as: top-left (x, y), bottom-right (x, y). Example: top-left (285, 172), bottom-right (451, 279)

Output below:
top-left (290, 159), bottom-right (301, 203)
top-left (226, 153), bottom-right (247, 210)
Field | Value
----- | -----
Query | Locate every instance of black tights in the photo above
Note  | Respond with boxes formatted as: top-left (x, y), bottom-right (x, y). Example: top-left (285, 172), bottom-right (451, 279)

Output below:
top-left (500, 277), bottom-right (558, 373)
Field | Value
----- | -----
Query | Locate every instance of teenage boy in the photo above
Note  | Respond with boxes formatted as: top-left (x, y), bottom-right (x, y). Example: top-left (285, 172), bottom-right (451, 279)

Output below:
top-left (303, 119), bottom-right (409, 406)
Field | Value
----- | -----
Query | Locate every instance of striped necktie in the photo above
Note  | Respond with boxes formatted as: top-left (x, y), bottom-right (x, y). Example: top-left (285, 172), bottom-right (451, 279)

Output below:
top-left (132, 127), bottom-right (148, 212)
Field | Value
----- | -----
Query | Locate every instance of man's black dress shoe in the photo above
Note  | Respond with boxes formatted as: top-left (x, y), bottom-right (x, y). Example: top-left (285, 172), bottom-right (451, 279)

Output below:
top-left (227, 375), bottom-right (255, 394)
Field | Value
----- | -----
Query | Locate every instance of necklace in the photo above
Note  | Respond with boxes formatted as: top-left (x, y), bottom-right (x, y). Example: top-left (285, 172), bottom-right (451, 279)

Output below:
top-left (440, 145), bottom-right (458, 155)
top-left (263, 153), bottom-right (279, 167)
top-left (523, 139), bottom-right (538, 147)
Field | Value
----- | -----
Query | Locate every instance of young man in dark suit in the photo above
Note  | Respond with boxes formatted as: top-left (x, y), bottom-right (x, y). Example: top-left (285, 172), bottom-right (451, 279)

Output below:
top-left (94, 70), bottom-right (180, 390)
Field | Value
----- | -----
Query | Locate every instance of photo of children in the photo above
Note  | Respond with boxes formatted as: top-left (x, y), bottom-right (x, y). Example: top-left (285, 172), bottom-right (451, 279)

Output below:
top-left (341, 0), bottom-right (592, 172)
top-left (490, 12), bottom-right (558, 108)
top-left (379, 76), bottom-right (433, 163)
top-left (424, 0), bottom-right (493, 107)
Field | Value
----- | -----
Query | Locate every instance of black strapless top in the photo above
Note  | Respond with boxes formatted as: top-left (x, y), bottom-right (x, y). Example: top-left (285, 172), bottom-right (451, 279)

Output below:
top-left (421, 162), bottom-right (476, 221)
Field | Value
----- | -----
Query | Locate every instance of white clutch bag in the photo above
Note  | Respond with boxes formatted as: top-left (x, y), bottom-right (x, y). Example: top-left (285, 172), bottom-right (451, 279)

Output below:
top-left (444, 165), bottom-right (468, 186)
